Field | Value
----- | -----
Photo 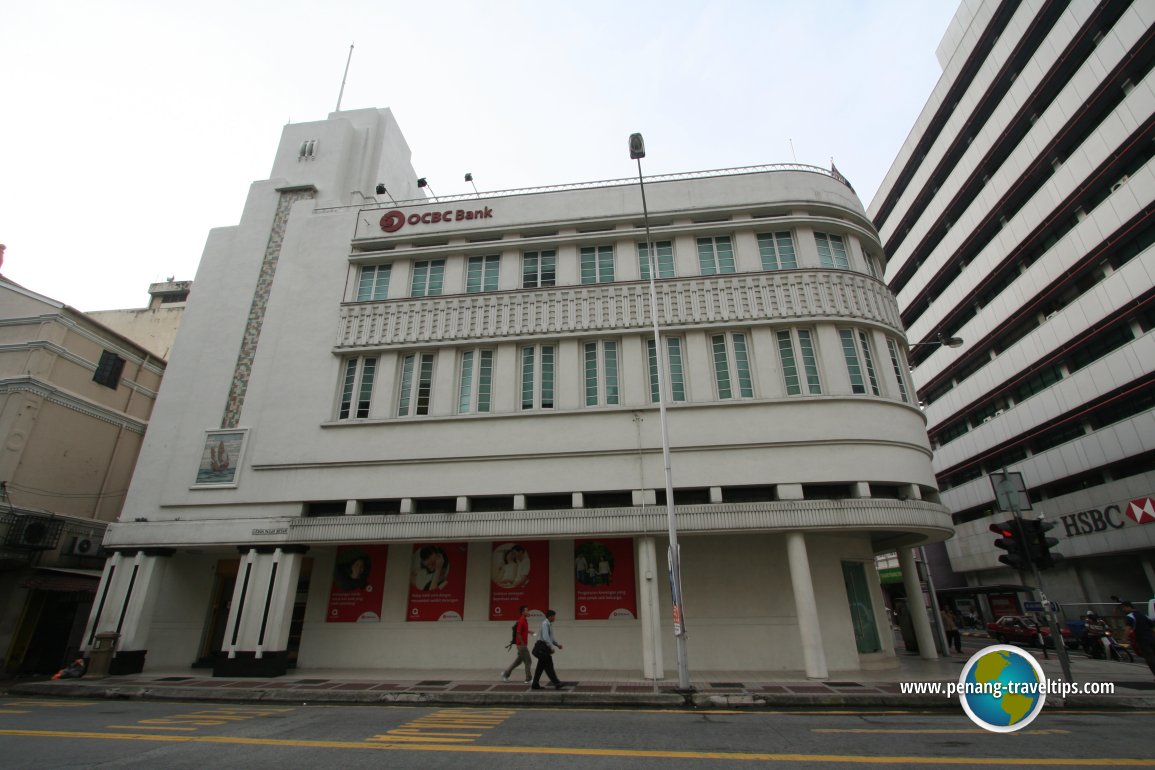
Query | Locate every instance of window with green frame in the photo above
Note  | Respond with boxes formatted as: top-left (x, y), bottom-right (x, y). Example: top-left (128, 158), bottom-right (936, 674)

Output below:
top-left (815, 233), bottom-right (850, 269)
top-left (356, 264), bottom-right (391, 301)
top-left (584, 340), bottom-right (620, 406)
top-left (697, 236), bottom-right (736, 275)
top-left (410, 259), bottom-right (446, 297)
top-left (520, 344), bottom-right (556, 409)
top-left (638, 240), bottom-right (675, 279)
top-left (398, 352), bottom-right (435, 416)
top-left (338, 356), bottom-right (377, 419)
top-left (885, 338), bottom-right (911, 403)
top-left (647, 337), bottom-right (686, 403)
top-left (757, 232), bottom-right (798, 270)
top-left (776, 329), bottom-right (821, 395)
top-left (522, 250), bottom-right (556, 288)
top-left (839, 329), bottom-right (879, 395)
top-left (580, 245), bottom-right (615, 284)
top-left (466, 255), bottom-right (500, 293)
top-left (458, 349), bottom-right (494, 413)
top-left (711, 332), bottom-right (754, 399)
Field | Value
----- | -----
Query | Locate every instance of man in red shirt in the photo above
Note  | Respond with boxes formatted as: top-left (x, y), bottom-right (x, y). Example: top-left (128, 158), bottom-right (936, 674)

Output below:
top-left (501, 605), bottom-right (532, 684)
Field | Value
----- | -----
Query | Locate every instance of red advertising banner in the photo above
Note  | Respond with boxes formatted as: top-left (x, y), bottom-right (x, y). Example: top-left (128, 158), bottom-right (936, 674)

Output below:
top-left (325, 544), bottom-right (388, 623)
top-left (574, 538), bottom-right (637, 620)
top-left (406, 542), bottom-right (469, 621)
top-left (489, 541), bottom-right (550, 621)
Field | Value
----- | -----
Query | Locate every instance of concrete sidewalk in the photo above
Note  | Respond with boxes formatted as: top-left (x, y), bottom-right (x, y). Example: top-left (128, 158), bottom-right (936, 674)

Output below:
top-left (6, 647), bottom-right (1155, 709)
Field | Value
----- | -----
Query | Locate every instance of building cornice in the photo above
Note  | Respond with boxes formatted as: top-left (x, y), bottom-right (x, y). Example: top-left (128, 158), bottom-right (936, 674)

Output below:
top-left (104, 498), bottom-right (952, 552)
top-left (0, 376), bottom-right (148, 433)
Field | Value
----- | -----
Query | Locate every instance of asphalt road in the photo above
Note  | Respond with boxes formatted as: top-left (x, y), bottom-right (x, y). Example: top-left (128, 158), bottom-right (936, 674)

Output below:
top-left (1, 697), bottom-right (1153, 768)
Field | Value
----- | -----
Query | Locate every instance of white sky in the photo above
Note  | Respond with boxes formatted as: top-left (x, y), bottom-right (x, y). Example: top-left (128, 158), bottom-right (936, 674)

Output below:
top-left (0, 1), bottom-right (957, 312)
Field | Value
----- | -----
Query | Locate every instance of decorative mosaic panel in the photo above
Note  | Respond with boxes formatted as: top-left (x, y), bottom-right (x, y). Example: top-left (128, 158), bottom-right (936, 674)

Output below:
top-left (222, 188), bottom-right (316, 428)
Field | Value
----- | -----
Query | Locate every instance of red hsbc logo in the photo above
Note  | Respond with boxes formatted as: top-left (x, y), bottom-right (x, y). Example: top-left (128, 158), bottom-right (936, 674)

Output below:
top-left (1126, 497), bottom-right (1155, 524)
top-left (379, 207), bottom-right (494, 233)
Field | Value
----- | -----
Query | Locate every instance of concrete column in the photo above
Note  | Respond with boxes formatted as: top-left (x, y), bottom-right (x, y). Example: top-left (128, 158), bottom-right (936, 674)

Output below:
top-left (898, 546), bottom-right (938, 660)
top-left (216, 546), bottom-right (308, 677)
top-left (786, 532), bottom-right (828, 679)
top-left (636, 536), bottom-right (664, 679)
top-left (1140, 558), bottom-right (1155, 596)
top-left (83, 548), bottom-right (174, 674)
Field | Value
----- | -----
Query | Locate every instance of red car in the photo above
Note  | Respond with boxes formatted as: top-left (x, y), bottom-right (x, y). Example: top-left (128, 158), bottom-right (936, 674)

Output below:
top-left (987, 615), bottom-right (1075, 648)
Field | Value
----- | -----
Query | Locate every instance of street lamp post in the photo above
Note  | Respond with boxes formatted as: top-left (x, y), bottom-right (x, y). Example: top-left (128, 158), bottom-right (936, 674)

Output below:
top-left (630, 133), bottom-right (691, 692)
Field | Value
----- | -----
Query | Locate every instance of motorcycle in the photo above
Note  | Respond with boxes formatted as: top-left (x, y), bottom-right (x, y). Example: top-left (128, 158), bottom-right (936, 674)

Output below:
top-left (1083, 625), bottom-right (1134, 662)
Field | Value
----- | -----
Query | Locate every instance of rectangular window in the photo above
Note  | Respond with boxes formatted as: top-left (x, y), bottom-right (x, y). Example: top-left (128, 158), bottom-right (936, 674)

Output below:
top-left (697, 236), bottom-right (736, 275)
top-left (839, 329), bottom-right (879, 395)
top-left (711, 332), bottom-right (754, 399)
top-left (338, 356), bottom-right (377, 419)
top-left (886, 339), bottom-right (911, 403)
top-left (398, 352), bottom-right (435, 416)
top-left (777, 329), bottom-right (821, 395)
top-left (356, 264), bottom-right (391, 301)
top-left (522, 250), bottom-right (557, 288)
top-left (638, 240), bottom-right (675, 280)
top-left (458, 349), bottom-right (494, 413)
top-left (757, 232), bottom-right (798, 270)
top-left (580, 245), bottom-right (615, 284)
top-left (520, 345), bottom-right (555, 410)
top-left (815, 233), bottom-right (850, 269)
top-left (93, 350), bottom-right (126, 389)
top-left (410, 259), bottom-right (445, 297)
top-left (647, 337), bottom-right (686, 403)
top-left (858, 331), bottom-right (880, 396)
top-left (466, 255), bottom-right (500, 293)
top-left (584, 340), bottom-right (620, 406)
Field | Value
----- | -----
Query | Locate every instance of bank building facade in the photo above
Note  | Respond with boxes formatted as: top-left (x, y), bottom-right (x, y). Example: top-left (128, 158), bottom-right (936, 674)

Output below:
top-left (86, 108), bottom-right (951, 679)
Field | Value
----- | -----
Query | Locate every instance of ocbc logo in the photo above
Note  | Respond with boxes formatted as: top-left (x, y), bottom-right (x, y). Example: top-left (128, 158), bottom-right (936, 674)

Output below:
top-left (380, 210), bottom-right (406, 233)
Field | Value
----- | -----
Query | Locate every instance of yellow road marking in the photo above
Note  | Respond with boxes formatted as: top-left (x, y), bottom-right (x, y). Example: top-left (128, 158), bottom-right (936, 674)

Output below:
top-left (108, 725), bottom-right (198, 731)
top-left (2, 701), bottom-right (91, 708)
top-left (0, 729), bottom-right (1151, 765)
top-left (0, 710), bottom-right (30, 714)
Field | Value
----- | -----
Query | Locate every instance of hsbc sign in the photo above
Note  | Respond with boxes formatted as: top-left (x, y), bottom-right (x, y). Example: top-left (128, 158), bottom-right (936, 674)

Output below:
top-left (1059, 496), bottom-right (1155, 538)
top-left (380, 206), bottom-right (494, 233)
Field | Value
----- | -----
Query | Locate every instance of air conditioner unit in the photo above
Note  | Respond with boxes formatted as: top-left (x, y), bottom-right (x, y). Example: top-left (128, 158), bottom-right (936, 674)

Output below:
top-left (995, 409), bottom-right (1006, 417)
top-left (70, 537), bottom-right (98, 557)
top-left (982, 416), bottom-right (993, 423)
top-left (1111, 175), bottom-right (1130, 193)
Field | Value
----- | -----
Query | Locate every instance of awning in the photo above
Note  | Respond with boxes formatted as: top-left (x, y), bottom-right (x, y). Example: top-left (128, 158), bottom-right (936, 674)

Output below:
top-left (18, 567), bottom-right (102, 593)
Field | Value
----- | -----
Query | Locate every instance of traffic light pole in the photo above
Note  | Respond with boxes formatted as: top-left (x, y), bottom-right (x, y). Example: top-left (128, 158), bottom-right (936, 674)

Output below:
top-left (1010, 505), bottom-right (1073, 684)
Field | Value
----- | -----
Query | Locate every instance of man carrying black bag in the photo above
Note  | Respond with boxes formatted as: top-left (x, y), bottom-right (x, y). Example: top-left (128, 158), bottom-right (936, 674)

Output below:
top-left (531, 609), bottom-right (568, 689)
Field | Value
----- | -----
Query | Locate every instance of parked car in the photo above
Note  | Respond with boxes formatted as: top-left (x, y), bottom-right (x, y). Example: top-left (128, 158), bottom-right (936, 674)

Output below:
top-left (987, 615), bottom-right (1076, 648)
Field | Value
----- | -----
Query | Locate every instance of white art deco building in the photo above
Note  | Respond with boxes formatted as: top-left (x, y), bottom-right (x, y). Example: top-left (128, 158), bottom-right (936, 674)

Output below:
top-left (871, 0), bottom-right (1155, 613)
top-left (86, 107), bottom-right (950, 679)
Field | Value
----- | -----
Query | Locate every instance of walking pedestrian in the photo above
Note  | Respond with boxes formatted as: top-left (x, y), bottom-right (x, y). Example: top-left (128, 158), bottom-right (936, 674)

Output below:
top-left (941, 607), bottom-right (962, 653)
top-left (1120, 600), bottom-right (1155, 679)
top-left (501, 605), bottom-right (532, 684)
top-left (531, 609), bottom-right (567, 690)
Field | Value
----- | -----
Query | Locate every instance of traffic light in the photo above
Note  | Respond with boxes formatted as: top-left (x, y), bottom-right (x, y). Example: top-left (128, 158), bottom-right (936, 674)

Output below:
top-left (990, 519), bottom-right (1028, 569)
top-left (1021, 518), bottom-right (1062, 570)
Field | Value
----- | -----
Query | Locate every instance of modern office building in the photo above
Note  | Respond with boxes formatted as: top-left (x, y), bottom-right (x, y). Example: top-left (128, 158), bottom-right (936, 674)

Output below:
top-left (89, 107), bottom-right (950, 679)
top-left (0, 276), bottom-right (164, 674)
top-left (871, 0), bottom-right (1155, 619)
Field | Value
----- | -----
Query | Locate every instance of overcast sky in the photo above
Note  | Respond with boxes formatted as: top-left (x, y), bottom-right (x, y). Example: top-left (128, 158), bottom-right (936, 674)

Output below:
top-left (1, 1), bottom-right (958, 312)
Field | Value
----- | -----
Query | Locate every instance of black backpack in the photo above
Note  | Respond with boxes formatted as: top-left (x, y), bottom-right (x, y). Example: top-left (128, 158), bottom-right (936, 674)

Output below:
top-left (506, 622), bottom-right (518, 649)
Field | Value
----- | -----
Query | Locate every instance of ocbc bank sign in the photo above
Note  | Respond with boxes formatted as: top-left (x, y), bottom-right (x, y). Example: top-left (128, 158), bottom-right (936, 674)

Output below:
top-left (1059, 496), bottom-right (1155, 538)
top-left (379, 206), bottom-right (494, 233)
